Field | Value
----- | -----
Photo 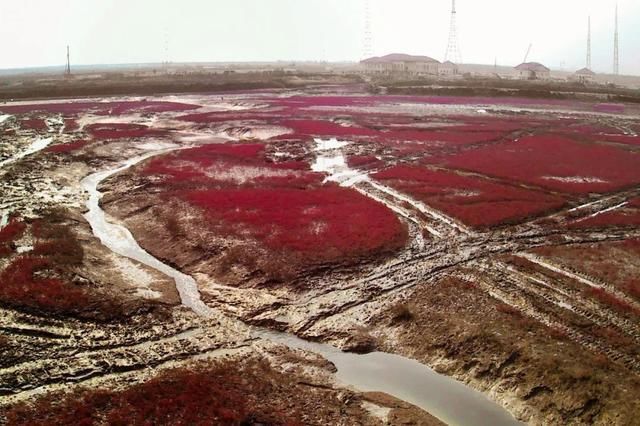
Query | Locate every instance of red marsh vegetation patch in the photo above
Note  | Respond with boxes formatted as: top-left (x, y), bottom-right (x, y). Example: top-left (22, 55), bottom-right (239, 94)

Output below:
top-left (0, 256), bottom-right (89, 314)
top-left (347, 155), bottom-right (385, 170)
top-left (381, 129), bottom-right (504, 144)
top-left (175, 95), bottom-right (573, 131)
top-left (277, 119), bottom-right (378, 139)
top-left (85, 123), bottom-right (167, 140)
top-left (176, 110), bottom-right (281, 124)
top-left (422, 114), bottom-right (552, 133)
top-left (532, 239), bottom-right (640, 302)
top-left (143, 143), bottom-right (313, 186)
top-left (584, 287), bottom-right (640, 318)
top-left (0, 214), bottom-right (139, 319)
top-left (593, 103), bottom-right (625, 114)
top-left (570, 211), bottom-right (640, 230)
top-left (435, 134), bottom-right (640, 194)
top-left (569, 198), bottom-right (640, 230)
top-left (20, 118), bottom-right (48, 131)
top-left (0, 218), bottom-right (27, 257)
top-left (0, 216), bottom-right (87, 315)
top-left (63, 117), bottom-right (80, 132)
top-left (601, 135), bottom-right (640, 146)
top-left (46, 139), bottom-right (90, 154)
top-left (275, 112), bottom-right (552, 152)
top-left (564, 124), bottom-right (621, 135)
top-left (268, 95), bottom-right (578, 110)
top-left (0, 100), bottom-right (200, 116)
top-left (373, 166), bottom-right (566, 228)
top-left (275, 119), bottom-right (509, 150)
top-left (142, 143), bottom-right (407, 270)
top-left (376, 129), bottom-right (507, 156)
top-left (558, 123), bottom-right (640, 147)
top-left (184, 187), bottom-right (404, 258)
top-left (4, 359), bottom-right (346, 426)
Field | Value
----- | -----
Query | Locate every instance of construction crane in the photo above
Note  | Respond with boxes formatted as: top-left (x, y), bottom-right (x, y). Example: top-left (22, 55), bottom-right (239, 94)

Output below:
top-left (523, 43), bottom-right (533, 63)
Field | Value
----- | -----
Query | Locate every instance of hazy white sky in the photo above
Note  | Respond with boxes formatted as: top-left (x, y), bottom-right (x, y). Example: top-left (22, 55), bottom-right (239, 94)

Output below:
top-left (0, 0), bottom-right (637, 74)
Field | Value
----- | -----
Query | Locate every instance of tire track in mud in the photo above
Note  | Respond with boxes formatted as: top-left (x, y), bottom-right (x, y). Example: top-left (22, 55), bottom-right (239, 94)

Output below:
top-left (457, 269), bottom-right (640, 374)
top-left (493, 262), bottom-right (640, 346)
top-left (267, 209), bottom-right (640, 374)
top-left (533, 187), bottom-right (640, 226)
top-left (517, 253), bottom-right (640, 312)
top-left (0, 320), bottom-right (254, 402)
top-left (366, 180), bottom-right (474, 237)
top-left (0, 307), bottom-right (212, 354)
top-left (256, 224), bottom-right (640, 337)
top-left (0, 342), bottom-right (253, 408)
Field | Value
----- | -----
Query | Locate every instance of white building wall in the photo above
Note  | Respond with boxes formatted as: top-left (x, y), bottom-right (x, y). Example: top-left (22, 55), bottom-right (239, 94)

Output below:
top-left (363, 60), bottom-right (440, 75)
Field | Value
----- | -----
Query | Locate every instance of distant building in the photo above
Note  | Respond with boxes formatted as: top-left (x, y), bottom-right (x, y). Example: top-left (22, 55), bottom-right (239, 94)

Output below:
top-left (439, 60), bottom-right (459, 76)
top-left (571, 67), bottom-right (596, 83)
top-left (514, 62), bottom-right (550, 80)
top-left (361, 53), bottom-right (440, 76)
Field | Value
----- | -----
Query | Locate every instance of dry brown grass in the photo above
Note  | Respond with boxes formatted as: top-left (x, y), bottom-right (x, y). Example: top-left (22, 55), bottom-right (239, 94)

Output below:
top-left (389, 302), bottom-right (416, 323)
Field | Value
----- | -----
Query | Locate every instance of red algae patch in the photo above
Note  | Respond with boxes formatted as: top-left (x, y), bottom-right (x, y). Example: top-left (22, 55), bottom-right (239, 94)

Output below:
top-left (373, 166), bottom-right (565, 228)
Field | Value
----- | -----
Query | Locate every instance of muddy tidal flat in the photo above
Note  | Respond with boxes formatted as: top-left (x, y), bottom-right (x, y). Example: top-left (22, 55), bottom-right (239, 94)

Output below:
top-left (1, 87), bottom-right (640, 425)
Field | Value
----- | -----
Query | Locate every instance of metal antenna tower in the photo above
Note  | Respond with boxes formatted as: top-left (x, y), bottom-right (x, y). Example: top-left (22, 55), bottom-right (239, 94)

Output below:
top-left (613, 3), bottom-right (619, 75)
top-left (587, 16), bottom-right (592, 69)
top-left (65, 45), bottom-right (71, 76)
top-left (363, 0), bottom-right (373, 59)
top-left (444, 0), bottom-right (462, 63)
top-left (523, 43), bottom-right (532, 63)
top-left (163, 28), bottom-right (170, 69)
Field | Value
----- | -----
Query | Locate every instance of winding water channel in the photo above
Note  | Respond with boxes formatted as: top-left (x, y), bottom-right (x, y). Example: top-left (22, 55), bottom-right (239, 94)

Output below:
top-left (80, 151), bottom-right (212, 317)
top-left (81, 148), bottom-right (522, 426)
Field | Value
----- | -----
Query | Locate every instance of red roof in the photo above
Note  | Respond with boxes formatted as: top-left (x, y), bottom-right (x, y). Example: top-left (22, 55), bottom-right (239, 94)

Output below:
top-left (515, 62), bottom-right (550, 72)
top-left (362, 53), bottom-right (440, 64)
